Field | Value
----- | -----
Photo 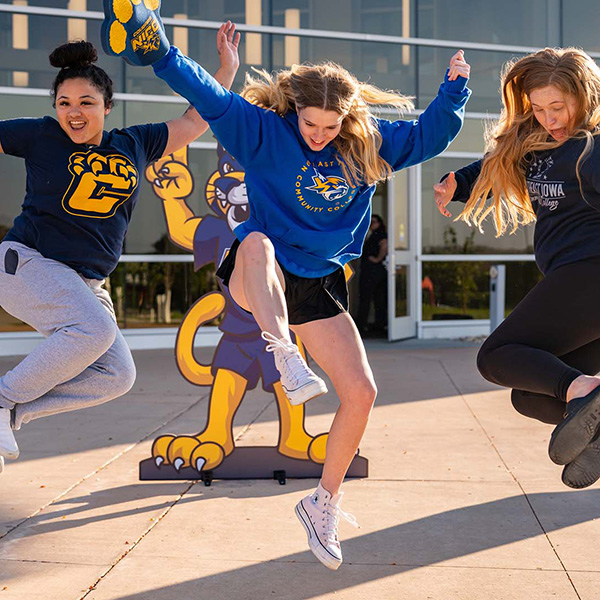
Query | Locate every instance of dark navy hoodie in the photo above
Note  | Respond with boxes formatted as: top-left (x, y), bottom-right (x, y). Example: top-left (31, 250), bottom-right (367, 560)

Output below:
top-left (154, 46), bottom-right (470, 278)
top-left (448, 135), bottom-right (600, 275)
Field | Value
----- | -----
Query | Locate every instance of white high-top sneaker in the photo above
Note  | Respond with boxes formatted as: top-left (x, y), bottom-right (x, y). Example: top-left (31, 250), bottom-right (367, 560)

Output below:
top-left (262, 332), bottom-right (328, 405)
top-left (295, 482), bottom-right (358, 570)
top-left (0, 407), bottom-right (19, 459)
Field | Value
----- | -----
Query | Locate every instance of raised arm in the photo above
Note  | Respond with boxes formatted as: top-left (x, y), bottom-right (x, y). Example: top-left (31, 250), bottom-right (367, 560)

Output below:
top-left (434, 159), bottom-right (482, 217)
top-left (378, 51), bottom-right (471, 171)
top-left (161, 22), bottom-right (240, 157)
top-left (146, 146), bottom-right (197, 251)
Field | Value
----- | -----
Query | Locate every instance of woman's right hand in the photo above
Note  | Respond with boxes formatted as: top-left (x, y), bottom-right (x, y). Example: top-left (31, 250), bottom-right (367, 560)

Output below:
top-left (433, 172), bottom-right (457, 217)
top-left (217, 21), bottom-right (241, 79)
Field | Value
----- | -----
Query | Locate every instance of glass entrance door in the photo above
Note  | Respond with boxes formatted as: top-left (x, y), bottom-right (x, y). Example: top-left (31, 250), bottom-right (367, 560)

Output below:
top-left (387, 164), bottom-right (419, 340)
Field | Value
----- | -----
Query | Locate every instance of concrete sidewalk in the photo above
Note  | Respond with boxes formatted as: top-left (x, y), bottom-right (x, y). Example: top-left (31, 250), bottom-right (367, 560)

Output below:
top-left (1, 340), bottom-right (599, 600)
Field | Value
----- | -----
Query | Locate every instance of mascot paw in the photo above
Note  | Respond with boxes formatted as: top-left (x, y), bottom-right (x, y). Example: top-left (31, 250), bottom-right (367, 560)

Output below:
top-left (307, 433), bottom-right (328, 464)
top-left (151, 434), bottom-right (175, 468)
top-left (152, 435), bottom-right (226, 472)
top-left (101, 0), bottom-right (169, 66)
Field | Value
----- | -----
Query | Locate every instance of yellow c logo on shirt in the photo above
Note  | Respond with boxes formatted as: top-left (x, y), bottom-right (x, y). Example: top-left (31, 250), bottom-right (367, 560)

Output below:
top-left (62, 151), bottom-right (139, 218)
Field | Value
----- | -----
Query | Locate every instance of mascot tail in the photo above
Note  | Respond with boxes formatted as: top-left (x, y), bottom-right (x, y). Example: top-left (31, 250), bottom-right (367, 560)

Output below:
top-left (175, 291), bottom-right (226, 386)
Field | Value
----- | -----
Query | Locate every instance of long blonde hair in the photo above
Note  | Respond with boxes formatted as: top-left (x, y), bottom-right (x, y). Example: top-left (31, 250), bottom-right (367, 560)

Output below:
top-left (242, 62), bottom-right (414, 186)
top-left (459, 47), bottom-right (600, 235)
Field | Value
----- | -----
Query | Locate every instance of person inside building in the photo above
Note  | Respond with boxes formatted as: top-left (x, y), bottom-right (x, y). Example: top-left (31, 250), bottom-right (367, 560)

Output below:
top-left (356, 214), bottom-right (388, 337)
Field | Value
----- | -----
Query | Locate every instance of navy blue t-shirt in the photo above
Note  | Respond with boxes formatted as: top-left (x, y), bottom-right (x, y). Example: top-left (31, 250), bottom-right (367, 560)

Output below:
top-left (0, 116), bottom-right (168, 279)
top-left (448, 136), bottom-right (600, 275)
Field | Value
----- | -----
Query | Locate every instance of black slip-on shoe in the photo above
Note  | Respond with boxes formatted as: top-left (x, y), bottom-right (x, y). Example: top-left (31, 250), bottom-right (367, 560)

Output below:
top-left (562, 431), bottom-right (600, 489)
top-left (549, 386), bottom-right (600, 465)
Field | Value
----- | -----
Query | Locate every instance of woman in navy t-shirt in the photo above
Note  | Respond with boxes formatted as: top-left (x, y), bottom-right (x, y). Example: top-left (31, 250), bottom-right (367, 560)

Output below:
top-left (0, 24), bottom-right (240, 473)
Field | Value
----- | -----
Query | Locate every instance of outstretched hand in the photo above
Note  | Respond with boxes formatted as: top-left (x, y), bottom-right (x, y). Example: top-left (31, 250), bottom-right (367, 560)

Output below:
top-left (217, 21), bottom-right (241, 75)
top-left (433, 172), bottom-right (457, 217)
top-left (447, 50), bottom-right (470, 81)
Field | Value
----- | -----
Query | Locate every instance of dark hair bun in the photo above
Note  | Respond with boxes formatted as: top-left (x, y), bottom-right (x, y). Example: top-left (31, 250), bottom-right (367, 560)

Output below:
top-left (49, 41), bottom-right (98, 69)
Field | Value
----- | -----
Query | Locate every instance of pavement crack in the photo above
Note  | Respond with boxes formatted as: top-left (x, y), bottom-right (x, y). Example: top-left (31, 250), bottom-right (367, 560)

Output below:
top-left (0, 392), bottom-right (209, 543)
top-left (78, 480), bottom-right (197, 599)
top-left (438, 360), bottom-right (582, 600)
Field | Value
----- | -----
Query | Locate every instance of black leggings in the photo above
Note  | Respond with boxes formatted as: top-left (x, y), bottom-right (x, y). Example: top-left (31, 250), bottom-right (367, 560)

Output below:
top-left (477, 258), bottom-right (600, 425)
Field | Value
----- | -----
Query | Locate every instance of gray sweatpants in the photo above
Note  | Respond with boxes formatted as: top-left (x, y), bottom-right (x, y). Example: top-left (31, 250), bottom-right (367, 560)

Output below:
top-left (0, 242), bottom-right (136, 430)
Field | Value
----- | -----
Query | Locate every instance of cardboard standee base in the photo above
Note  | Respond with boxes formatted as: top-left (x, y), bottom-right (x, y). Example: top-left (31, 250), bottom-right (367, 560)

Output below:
top-left (139, 446), bottom-right (368, 482)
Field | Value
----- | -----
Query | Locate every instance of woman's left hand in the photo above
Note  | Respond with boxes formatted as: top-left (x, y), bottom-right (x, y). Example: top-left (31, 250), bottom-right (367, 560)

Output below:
top-left (447, 50), bottom-right (470, 81)
top-left (217, 21), bottom-right (241, 76)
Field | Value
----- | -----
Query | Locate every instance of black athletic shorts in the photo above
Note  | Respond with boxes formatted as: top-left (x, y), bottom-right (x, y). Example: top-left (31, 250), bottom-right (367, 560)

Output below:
top-left (216, 238), bottom-right (348, 325)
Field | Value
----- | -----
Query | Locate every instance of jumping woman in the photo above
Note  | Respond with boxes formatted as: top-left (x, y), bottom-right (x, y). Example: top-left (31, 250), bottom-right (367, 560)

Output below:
top-left (434, 47), bottom-right (600, 490)
top-left (104, 0), bottom-right (470, 569)
top-left (0, 23), bottom-right (240, 473)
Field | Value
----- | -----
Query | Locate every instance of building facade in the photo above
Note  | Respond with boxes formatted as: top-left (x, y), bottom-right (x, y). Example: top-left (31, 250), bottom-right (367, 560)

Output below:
top-left (0, 0), bottom-right (598, 352)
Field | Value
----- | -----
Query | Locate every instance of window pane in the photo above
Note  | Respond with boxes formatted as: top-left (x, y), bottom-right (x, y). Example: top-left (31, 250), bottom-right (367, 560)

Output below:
top-left (108, 261), bottom-right (219, 329)
top-left (418, 47), bottom-right (515, 113)
top-left (417, 0), bottom-right (552, 47)
top-left (421, 158), bottom-right (535, 255)
top-left (0, 14), bottom-right (124, 92)
top-left (269, 34), bottom-right (417, 94)
top-left (562, 0), bottom-right (600, 52)
top-left (422, 260), bottom-right (541, 321)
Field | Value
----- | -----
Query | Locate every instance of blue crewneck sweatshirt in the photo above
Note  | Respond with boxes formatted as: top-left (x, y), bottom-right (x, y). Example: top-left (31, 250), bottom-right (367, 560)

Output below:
top-left (154, 46), bottom-right (470, 277)
top-left (447, 136), bottom-right (600, 274)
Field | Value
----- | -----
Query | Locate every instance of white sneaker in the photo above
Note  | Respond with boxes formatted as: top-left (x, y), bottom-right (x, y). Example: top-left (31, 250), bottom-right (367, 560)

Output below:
top-left (295, 482), bottom-right (358, 570)
top-left (262, 332), bottom-right (328, 405)
top-left (0, 407), bottom-right (19, 459)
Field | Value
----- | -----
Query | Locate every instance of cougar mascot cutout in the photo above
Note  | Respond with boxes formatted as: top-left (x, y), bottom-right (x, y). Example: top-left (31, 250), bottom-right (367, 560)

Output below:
top-left (145, 145), bottom-right (334, 473)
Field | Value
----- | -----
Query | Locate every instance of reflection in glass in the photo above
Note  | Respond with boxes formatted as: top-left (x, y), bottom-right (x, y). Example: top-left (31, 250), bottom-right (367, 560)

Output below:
top-left (418, 47), bottom-right (518, 114)
top-left (417, 0), bottom-right (552, 47)
top-left (0, 260), bottom-right (221, 332)
top-left (391, 169), bottom-right (408, 251)
top-left (108, 262), bottom-right (219, 329)
top-left (395, 264), bottom-right (408, 317)
top-left (421, 260), bottom-right (541, 321)
top-left (422, 158), bottom-right (534, 255)
top-left (270, 35), bottom-right (417, 96)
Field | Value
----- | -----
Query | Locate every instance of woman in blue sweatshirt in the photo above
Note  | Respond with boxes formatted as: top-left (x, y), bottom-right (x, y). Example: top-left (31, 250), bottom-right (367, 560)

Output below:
top-left (103, 1), bottom-right (470, 570)
top-left (0, 23), bottom-right (240, 475)
top-left (434, 47), bottom-right (600, 490)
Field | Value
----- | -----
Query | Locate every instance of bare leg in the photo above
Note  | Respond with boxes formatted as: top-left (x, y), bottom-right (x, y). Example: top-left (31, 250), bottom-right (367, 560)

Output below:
top-left (229, 232), bottom-right (290, 341)
top-left (292, 312), bottom-right (377, 495)
top-left (567, 375), bottom-right (600, 402)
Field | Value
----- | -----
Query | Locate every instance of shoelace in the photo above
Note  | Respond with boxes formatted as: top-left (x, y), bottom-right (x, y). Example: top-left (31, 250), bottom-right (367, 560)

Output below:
top-left (262, 331), bottom-right (309, 386)
top-left (323, 503), bottom-right (359, 545)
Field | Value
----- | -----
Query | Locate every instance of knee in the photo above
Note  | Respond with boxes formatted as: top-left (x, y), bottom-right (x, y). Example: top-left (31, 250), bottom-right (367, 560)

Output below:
top-left (476, 342), bottom-right (497, 383)
top-left (239, 232), bottom-right (274, 262)
top-left (68, 314), bottom-right (118, 357)
top-left (345, 377), bottom-right (377, 416)
top-left (110, 357), bottom-right (137, 398)
top-left (510, 389), bottom-right (531, 418)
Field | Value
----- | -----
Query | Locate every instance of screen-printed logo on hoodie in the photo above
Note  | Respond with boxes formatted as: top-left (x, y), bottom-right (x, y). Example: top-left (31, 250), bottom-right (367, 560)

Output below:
top-left (306, 169), bottom-right (349, 202)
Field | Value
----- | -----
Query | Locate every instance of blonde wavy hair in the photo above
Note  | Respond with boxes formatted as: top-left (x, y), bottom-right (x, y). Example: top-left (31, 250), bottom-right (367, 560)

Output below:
top-left (242, 62), bottom-right (414, 186)
top-left (458, 47), bottom-right (600, 235)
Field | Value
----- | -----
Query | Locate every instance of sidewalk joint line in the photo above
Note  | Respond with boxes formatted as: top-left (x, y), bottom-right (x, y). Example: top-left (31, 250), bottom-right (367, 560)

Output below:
top-left (438, 360), bottom-right (582, 600)
top-left (232, 395), bottom-right (277, 443)
top-left (78, 480), bottom-right (198, 599)
top-left (0, 392), bottom-right (209, 542)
